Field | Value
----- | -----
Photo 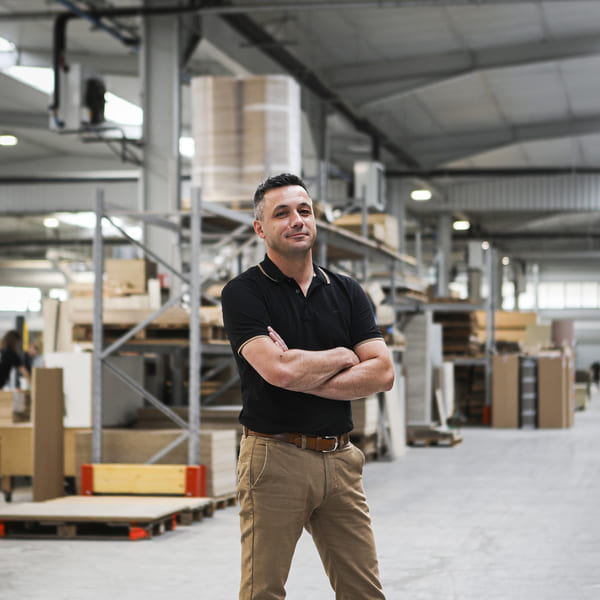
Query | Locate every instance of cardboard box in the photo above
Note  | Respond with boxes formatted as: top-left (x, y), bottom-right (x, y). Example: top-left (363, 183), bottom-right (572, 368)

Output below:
top-left (475, 311), bottom-right (538, 344)
top-left (105, 259), bottom-right (157, 295)
top-left (524, 324), bottom-right (552, 352)
top-left (537, 352), bottom-right (569, 428)
top-left (334, 213), bottom-right (399, 250)
top-left (492, 354), bottom-right (520, 428)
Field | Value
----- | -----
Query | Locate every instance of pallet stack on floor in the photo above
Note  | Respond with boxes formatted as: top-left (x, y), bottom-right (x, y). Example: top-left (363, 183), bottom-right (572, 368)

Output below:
top-left (74, 428), bottom-right (238, 499)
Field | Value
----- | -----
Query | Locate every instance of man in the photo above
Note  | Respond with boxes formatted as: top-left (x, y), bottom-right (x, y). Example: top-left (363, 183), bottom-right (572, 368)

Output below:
top-left (222, 173), bottom-right (394, 600)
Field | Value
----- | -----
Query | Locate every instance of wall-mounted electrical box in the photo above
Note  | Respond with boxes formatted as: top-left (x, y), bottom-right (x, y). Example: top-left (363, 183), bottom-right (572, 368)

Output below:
top-left (50, 64), bottom-right (106, 131)
top-left (353, 161), bottom-right (386, 211)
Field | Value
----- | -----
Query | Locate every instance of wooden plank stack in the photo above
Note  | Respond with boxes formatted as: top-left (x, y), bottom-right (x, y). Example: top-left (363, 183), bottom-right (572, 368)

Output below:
top-left (433, 311), bottom-right (481, 356)
top-left (333, 213), bottom-right (400, 250)
top-left (74, 428), bottom-right (238, 498)
top-left (475, 310), bottom-right (538, 346)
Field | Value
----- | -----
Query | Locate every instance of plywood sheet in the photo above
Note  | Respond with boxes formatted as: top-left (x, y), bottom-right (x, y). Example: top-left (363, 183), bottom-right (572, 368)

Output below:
top-left (0, 495), bottom-right (211, 522)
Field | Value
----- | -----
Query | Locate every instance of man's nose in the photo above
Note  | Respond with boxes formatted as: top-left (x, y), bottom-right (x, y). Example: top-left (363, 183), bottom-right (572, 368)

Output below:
top-left (289, 210), bottom-right (303, 226)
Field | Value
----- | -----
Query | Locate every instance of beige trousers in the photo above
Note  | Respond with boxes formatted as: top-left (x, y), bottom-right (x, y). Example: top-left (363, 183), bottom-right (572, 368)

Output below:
top-left (237, 434), bottom-right (386, 600)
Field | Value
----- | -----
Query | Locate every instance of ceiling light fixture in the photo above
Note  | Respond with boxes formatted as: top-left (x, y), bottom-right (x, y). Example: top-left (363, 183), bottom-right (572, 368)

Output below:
top-left (0, 134), bottom-right (17, 146)
top-left (179, 136), bottom-right (195, 158)
top-left (43, 217), bottom-right (59, 229)
top-left (481, 241), bottom-right (490, 250)
top-left (502, 256), bottom-right (510, 266)
top-left (453, 220), bottom-right (470, 231)
top-left (411, 189), bottom-right (432, 201)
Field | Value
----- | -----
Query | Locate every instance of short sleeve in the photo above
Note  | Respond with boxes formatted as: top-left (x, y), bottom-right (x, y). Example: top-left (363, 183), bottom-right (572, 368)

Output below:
top-left (221, 277), bottom-right (270, 355)
top-left (348, 278), bottom-right (382, 347)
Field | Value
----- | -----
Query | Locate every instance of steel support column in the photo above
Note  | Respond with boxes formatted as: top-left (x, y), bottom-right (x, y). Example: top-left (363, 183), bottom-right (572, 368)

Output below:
top-left (140, 4), bottom-right (181, 291)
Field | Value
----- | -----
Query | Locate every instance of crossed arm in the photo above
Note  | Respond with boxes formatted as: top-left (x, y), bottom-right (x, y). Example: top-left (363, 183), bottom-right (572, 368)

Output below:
top-left (240, 326), bottom-right (395, 401)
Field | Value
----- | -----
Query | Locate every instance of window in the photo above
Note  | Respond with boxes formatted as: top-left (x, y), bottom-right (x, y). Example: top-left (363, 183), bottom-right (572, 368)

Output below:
top-left (0, 287), bottom-right (41, 312)
top-left (538, 282), bottom-right (564, 309)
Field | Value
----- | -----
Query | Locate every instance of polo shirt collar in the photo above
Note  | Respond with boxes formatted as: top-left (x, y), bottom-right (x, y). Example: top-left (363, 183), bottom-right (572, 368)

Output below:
top-left (258, 255), bottom-right (330, 285)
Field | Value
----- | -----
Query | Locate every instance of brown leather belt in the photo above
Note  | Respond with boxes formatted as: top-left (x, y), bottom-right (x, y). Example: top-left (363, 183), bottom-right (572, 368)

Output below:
top-left (244, 427), bottom-right (350, 453)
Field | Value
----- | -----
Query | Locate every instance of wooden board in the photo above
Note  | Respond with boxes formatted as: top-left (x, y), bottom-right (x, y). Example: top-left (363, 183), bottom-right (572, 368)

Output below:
top-left (0, 496), bottom-right (209, 522)
top-left (89, 464), bottom-right (190, 495)
top-left (0, 495), bottom-right (215, 539)
top-left (32, 368), bottom-right (64, 502)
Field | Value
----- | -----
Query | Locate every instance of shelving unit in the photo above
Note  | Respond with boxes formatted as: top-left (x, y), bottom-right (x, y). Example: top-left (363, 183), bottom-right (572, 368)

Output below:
top-left (88, 189), bottom-right (431, 462)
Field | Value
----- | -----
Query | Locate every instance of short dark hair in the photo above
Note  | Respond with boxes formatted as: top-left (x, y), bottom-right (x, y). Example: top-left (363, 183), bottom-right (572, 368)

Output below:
top-left (253, 173), bottom-right (308, 220)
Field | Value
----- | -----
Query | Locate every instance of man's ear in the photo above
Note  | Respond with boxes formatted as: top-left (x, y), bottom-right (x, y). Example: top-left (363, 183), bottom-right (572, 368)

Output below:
top-left (254, 219), bottom-right (265, 239)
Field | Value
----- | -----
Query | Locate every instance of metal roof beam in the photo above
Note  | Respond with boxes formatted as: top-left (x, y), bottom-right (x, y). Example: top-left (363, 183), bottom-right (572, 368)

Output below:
top-left (326, 33), bottom-right (600, 109)
top-left (409, 116), bottom-right (600, 167)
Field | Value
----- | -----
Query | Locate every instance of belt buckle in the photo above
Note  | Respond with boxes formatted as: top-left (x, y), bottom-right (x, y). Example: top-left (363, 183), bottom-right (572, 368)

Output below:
top-left (321, 435), bottom-right (339, 453)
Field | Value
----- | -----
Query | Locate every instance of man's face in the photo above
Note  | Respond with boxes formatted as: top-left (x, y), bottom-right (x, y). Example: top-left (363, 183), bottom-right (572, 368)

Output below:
top-left (254, 185), bottom-right (317, 257)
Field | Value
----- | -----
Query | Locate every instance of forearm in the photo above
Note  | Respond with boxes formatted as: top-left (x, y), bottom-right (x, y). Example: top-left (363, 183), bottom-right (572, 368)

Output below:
top-left (309, 355), bottom-right (395, 400)
top-left (273, 346), bottom-right (359, 392)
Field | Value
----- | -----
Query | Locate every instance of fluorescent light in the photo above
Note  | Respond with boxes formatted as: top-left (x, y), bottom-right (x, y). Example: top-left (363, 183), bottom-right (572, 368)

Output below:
top-left (453, 220), bottom-right (470, 231)
top-left (0, 36), bottom-right (16, 53)
top-left (179, 136), bottom-right (195, 158)
top-left (0, 134), bottom-right (17, 146)
top-left (481, 241), bottom-right (490, 250)
top-left (502, 256), bottom-right (510, 266)
top-left (56, 212), bottom-right (96, 229)
top-left (43, 217), bottom-right (59, 229)
top-left (411, 189), bottom-right (432, 201)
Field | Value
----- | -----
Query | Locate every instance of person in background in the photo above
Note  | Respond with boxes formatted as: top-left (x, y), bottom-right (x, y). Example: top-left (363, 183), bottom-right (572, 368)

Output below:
top-left (222, 173), bottom-right (394, 599)
top-left (0, 330), bottom-right (30, 390)
top-left (23, 341), bottom-right (41, 375)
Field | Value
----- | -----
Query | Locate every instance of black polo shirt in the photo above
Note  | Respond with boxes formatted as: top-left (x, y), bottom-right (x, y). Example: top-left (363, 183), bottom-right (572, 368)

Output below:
top-left (221, 255), bottom-right (382, 435)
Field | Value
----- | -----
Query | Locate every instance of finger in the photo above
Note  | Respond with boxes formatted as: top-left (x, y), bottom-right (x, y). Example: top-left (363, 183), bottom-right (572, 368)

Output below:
top-left (268, 326), bottom-right (288, 351)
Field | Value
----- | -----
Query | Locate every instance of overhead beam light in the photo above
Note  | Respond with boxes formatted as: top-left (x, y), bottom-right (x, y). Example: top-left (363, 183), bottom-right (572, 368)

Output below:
top-left (411, 189), bottom-right (432, 201)
top-left (453, 220), bottom-right (470, 231)
top-left (43, 217), bottom-right (59, 229)
top-left (0, 134), bottom-right (17, 146)
top-left (179, 136), bottom-right (195, 158)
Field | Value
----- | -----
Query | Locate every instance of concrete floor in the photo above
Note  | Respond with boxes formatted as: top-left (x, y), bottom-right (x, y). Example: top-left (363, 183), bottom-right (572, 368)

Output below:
top-left (2, 392), bottom-right (599, 600)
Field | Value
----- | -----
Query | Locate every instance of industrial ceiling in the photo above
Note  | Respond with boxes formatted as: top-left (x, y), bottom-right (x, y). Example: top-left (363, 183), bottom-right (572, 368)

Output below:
top-left (1, 0), bottom-right (600, 268)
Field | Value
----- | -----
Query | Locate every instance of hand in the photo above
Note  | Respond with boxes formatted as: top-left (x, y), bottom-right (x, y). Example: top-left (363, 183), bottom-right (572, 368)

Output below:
top-left (267, 326), bottom-right (288, 351)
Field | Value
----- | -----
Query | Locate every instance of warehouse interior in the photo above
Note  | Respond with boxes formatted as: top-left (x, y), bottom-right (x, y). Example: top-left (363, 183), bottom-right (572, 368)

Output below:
top-left (1, 1), bottom-right (600, 598)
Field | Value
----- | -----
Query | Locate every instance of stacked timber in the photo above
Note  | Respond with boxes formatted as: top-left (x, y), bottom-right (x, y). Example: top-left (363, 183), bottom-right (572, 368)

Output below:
top-left (432, 311), bottom-right (481, 357)
top-left (74, 428), bottom-right (238, 498)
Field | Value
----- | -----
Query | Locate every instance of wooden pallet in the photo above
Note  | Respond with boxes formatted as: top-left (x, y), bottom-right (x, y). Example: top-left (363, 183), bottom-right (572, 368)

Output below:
top-left (0, 496), bottom-right (214, 540)
top-left (212, 492), bottom-right (238, 511)
top-left (407, 427), bottom-right (463, 448)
